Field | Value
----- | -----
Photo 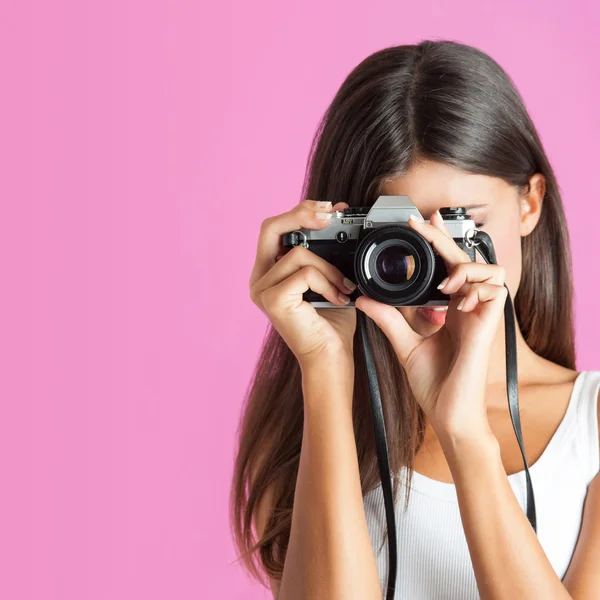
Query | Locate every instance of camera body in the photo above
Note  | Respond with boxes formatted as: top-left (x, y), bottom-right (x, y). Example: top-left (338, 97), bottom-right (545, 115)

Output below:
top-left (282, 195), bottom-right (478, 307)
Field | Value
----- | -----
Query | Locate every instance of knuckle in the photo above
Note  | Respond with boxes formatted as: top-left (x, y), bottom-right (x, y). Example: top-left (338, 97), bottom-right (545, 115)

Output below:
top-left (293, 205), bottom-right (312, 221)
top-left (455, 262), bottom-right (469, 277)
top-left (289, 245), bottom-right (306, 260)
top-left (260, 216), bottom-right (273, 232)
top-left (303, 264), bottom-right (319, 279)
top-left (450, 263), bottom-right (466, 280)
top-left (481, 282), bottom-right (495, 296)
top-left (260, 288), bottom-right (275, 310)
top-left (306, 204), bottom-right (321, 218)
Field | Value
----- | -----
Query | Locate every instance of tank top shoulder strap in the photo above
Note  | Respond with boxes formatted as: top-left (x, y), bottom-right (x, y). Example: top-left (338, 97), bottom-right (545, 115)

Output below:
top-left (573, 370), bottom-right (600, 482)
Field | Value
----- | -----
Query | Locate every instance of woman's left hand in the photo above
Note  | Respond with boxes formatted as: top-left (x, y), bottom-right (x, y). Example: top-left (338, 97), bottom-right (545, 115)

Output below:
top-left (354, 210), bottom-right (508, 441)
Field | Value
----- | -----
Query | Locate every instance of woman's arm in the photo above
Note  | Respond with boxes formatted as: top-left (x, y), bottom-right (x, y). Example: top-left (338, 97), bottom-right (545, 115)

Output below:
top-left (275, 353), bottom-right (382, 600)
top-left (439, 428), bottom-right (572, 600)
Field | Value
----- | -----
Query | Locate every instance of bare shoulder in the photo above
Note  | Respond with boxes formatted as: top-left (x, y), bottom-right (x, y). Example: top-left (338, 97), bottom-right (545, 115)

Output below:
top-left (535, 363), bottom-right (600, 454)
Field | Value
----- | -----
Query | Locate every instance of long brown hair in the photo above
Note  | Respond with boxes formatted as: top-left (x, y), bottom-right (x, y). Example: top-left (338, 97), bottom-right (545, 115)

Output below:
top-left (229, 39), bottom-right (576, 586)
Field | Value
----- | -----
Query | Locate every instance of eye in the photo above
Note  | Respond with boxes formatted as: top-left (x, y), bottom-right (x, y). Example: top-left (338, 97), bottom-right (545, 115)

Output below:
top-left (465, 211), bottom-right (485, 228)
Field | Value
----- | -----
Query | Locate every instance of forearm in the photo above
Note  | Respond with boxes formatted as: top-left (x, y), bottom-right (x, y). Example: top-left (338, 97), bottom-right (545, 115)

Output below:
top-left (439, 430), bottom-right (571, 600)
top-left (279, 357), bottom-right (381, 600)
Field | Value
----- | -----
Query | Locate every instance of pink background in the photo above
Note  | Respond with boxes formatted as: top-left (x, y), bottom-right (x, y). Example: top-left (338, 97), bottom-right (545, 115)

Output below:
top-left (1, 0), bottom-right (598, 599)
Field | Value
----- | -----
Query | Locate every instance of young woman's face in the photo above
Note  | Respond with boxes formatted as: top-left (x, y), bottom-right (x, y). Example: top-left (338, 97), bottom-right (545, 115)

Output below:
top-left (379, 160), bottom-right (543, 337)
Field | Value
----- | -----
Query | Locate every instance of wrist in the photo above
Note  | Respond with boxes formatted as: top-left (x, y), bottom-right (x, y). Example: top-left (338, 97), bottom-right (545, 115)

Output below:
top-left (298, 346), bottom-right (354, 375)
top-left (300, 352), bottom-right (355, 412)
top-left (438, 427), bottom-right (500, 472)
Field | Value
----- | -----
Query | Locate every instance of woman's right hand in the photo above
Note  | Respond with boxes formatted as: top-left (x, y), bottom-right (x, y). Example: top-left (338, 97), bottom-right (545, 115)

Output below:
top-left (249, 199), bottom-right (358, 368)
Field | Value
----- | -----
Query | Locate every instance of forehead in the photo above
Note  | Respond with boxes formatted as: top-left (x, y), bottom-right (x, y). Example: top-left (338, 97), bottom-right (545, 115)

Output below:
top-left (379, 160), bottom-right (515, 216)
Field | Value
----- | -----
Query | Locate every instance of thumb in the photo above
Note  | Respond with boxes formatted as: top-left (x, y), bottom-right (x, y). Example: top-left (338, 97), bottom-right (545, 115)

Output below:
top-left (355, 295), bottom-right (423, 367)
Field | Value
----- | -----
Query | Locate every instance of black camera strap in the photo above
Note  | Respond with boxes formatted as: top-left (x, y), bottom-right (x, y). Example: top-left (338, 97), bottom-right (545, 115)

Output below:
top-left (357, 229), bottom-right (536, 600)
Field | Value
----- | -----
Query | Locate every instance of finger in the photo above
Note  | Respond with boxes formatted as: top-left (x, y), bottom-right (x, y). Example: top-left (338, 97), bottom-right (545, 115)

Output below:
top-left (254, 245), bottom-right (357, 298)
top-left (274, 202), bottom-right (349, 263)
top-left (456, 282), bottom-right (508, 314)
top-left (438, 262), bottom-right (506, 297)
top-left (250, 199), bottom-right (336, 288)
top-left (408, 214), bottom-right (471, 270)
top-left (430, 209), bottom-right (453, 240)
top-left (260, 264), bottom-right (351, 316)
top-left (332, 201), bottom-right (349, 210)
top-left (354, 295), bottom-right (423, 367)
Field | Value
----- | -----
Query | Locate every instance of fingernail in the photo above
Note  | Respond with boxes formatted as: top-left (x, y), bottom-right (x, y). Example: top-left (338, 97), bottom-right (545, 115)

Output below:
top-left (457, 297), bottom-right (465, 310)
top-left (343, 277), bottom-right (357, 292)
top-left (437, 276), bottom-right (449, 290)
top-left (338, 292), bottom-right (350, 304)
top-left (409, 213), bottom-right (424, 222)
top-left (315, 212), bottom-right (332, 220)
top-left (316, 201), bottom-right (332, 209)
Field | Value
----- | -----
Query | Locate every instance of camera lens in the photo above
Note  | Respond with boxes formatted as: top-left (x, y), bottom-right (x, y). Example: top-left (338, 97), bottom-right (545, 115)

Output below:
top-left (354, 224), bottom-right (436, 305)
top-left (375, 245), bottom-right (416, 285)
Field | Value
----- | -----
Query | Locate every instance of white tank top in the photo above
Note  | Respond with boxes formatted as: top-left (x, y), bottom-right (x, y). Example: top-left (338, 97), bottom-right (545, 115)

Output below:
top-left (363, 370), bottom-right (600, 599)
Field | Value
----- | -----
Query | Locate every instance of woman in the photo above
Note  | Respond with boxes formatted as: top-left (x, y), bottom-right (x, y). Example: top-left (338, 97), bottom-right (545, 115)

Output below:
top-left (230, 40), bottom-right (600, 599)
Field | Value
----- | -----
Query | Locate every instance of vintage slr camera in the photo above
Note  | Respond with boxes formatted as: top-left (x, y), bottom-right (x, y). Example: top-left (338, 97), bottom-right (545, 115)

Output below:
top-left (282, 195), bottom-right (478, 307)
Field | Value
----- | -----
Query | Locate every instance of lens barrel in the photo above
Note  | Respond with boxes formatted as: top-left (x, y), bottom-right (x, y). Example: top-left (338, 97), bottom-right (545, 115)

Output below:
top-left (354, 224), bottom-right (436, 305)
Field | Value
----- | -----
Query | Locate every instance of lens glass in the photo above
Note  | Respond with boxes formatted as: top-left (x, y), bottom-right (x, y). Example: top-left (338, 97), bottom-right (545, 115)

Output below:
top-left (375, 245), bottom-right (416, 285)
